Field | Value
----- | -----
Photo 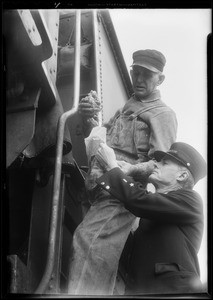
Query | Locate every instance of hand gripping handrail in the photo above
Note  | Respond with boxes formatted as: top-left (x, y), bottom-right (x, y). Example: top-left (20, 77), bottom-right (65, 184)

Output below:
top-left (35, 10), bottom-right (81, 294)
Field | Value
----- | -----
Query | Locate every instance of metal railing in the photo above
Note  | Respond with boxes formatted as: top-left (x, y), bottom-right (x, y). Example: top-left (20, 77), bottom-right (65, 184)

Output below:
top-left (92, 10), bottom-right (102, 126)
top-left (35, 9), bottom-right (81, 294)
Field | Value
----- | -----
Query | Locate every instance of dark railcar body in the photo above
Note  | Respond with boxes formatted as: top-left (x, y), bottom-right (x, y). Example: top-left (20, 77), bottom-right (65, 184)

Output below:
top-left (3, 9), bottom-right (133, 295)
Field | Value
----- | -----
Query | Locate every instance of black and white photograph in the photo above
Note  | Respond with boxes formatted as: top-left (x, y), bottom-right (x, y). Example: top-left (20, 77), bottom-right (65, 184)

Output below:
top-left (2, 4), bottom-right (211, 298)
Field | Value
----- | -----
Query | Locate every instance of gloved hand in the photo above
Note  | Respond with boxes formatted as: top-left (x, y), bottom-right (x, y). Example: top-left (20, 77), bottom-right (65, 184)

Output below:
top-left (117, 160), bottom-right (135, 175)
top-left (118, 159), bottom-right (155, 182)
top-left (118, 160), bottom-right (155, 176)
top-left (78, 90), bottom-right (102, 118)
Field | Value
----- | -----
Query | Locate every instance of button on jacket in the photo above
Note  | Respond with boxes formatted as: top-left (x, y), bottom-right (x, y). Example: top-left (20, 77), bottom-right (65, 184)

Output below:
top-left (96, 168), bottom-right (204, 295)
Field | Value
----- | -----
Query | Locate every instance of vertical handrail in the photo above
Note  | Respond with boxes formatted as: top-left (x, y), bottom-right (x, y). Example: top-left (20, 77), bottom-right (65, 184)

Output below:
top-left (35, 9), bottom-right (81, 294)
top-left (92, 9), bottom-right (102, 126)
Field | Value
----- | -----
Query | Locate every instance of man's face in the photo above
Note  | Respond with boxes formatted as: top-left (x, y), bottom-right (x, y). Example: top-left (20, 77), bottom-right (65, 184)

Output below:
top-left (130, 66), bottom-right (163, 99)
top-left (149, 157), bottom-right (181, 187)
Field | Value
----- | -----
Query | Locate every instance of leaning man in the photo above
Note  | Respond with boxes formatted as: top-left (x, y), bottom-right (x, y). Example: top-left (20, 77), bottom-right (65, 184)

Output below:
top-left (95, 142), bottom-right (207, 295)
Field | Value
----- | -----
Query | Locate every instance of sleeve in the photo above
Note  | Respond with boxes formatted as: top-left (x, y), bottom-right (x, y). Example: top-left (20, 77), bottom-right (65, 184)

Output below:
top-left (96, 167), bottom-right (203, 224)
top-left (81, 116), bottom-right (99, 137)
top-left (148, 109), bottom-right (178, 157)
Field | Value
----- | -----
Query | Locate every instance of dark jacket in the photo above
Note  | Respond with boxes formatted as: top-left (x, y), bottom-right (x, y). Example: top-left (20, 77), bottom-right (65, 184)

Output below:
top-left (96, 168), bottom-right (204, 295)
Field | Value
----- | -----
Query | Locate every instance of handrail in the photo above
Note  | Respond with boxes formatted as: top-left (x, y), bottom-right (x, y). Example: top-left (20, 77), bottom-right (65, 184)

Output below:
top-left (35, 9), bottom-right (81, 294)
top-left (92, 10), bottom-right (102, 126)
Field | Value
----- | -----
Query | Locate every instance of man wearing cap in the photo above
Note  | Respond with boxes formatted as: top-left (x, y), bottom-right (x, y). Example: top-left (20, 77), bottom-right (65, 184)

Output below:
top-left (95, 141), bottom-right (207, 295)
top-left (68, 50), bottom-right (177, 295)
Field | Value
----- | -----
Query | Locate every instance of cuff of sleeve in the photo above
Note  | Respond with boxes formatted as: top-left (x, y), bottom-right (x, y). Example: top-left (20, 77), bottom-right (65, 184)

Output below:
top-left (96, 167), bottom-right (121, 184)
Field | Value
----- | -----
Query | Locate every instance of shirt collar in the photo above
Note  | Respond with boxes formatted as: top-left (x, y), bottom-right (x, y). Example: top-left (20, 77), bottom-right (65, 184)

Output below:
top-left (133, 90), bottom-right (161, 103)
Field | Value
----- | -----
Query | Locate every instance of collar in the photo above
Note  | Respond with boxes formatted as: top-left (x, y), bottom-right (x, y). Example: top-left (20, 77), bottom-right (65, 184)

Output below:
top-left (133, 90), bottom-right (161, 103)
top-left (157, 185), bottom-right (182, 194)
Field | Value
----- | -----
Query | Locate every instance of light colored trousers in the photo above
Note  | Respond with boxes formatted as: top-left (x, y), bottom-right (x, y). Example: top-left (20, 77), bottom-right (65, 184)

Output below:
top-left (67, 189), bottom-right (136, 295)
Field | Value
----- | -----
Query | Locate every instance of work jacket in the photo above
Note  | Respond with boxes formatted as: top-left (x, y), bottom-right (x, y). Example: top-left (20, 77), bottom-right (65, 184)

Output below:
top-left (106, 90), bottom-right (177, 164)
top-left (85, 90), bottom-right (177, 190)
top-left (96, 168), bottom-right (204, 295)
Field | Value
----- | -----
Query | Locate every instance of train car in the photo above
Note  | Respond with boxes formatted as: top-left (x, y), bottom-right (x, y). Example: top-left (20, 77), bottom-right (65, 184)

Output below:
top-left (4, 9), bottom-right (134, 294)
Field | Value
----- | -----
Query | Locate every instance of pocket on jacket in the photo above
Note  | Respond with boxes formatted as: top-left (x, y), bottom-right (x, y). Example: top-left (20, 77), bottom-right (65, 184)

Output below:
top-left (134, 119), bottom-right (150, 154)
top-left (154, 262), bottom-right (203, 293)
top-left (155, 262), bottom-right (187, 275)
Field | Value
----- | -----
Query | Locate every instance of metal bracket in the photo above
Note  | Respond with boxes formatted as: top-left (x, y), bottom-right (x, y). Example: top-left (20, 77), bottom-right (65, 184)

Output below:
top-left (18, 10), bottom-right (42, 46)
top-left (6, 88), bottom-right (41, 168)
top-left (6, 89), bottom-right (40, 114)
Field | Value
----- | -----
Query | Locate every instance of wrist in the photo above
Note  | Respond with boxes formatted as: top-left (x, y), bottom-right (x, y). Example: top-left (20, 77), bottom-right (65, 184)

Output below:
top-left (106, 163), bottom-right (118, 171)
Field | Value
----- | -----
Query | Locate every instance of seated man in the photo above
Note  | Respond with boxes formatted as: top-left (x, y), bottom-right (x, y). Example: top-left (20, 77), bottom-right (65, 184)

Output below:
top-left (95, 141), bottom-right (207, 295)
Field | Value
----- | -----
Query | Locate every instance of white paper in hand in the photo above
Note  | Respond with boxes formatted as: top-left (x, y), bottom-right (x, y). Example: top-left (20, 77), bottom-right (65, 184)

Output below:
top-left (85, 126), bottom-right (106, 161)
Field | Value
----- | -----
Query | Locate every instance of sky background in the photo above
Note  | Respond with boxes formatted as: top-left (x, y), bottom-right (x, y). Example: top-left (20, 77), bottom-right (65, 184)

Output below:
top-left (109, 8), bottom-right (211, 285)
